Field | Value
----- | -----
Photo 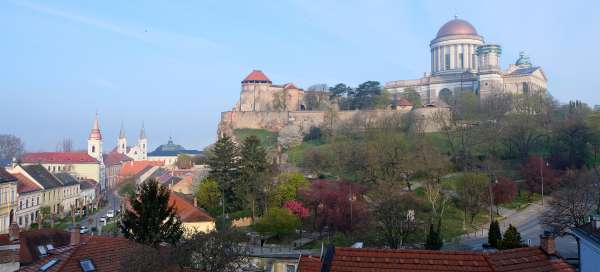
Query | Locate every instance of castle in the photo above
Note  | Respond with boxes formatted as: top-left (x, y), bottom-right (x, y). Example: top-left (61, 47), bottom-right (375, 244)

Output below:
top-left (218, 17), bottom-right (547, 137)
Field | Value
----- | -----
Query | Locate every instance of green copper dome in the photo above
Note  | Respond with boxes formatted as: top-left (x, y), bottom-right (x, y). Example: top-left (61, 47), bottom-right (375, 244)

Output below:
top-left (515, 51), bottom-right (532, 67)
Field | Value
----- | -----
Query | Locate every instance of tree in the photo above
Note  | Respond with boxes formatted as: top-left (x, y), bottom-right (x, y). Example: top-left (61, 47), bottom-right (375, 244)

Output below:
top-left (457, 173), bottom-right (489, 224)
top-left (492, 177), bottom-right (517, 214)
top-left (120, 245), bottom-right (171, 272)
top-left (375, 194), bottom-right (427, 249)
top-left (425, 220), bottom-right (443, 250)
top-left (254, 207), bottom-right (300, 238)
top-left (196, 178), bottom-right (222, 217)
top-left (488, 220), bottom-right (502, 249)
top-left (329, 83), bottom-right (352, 99)
top-left (56, 138), bottom-right (73, 152)
top-left (304, 91), bottom-right (329, 111)
top-left (271, 172), bottom-right (309, 207)
top-left (176, 154), bottom-right (194, 169)
top-left (273, 89), bottom-right (289, 111)
top-left (521, 155), bottom-right (560, 197)
top-left (277, 125), bottom-right (303, 150)
top-left (501, 112), bottom-right (547, 162)
top-left (501, 224), bottom-right (525, 249)
top-left (0, 134), bottom-right (24, 165)
top-left (207, 135), bottom-right (240, 211)
top-left (550, 115), bottom-right (593, 169)
top-left (402, 88), bottom-right (422, 107)
top-left (587, 111), bottom-right (600, 166)
top-left (283, 200), bottom-right (309, 219)
top-left (542, 170), bottom-right (598, 234)
top-left (172, 230), bottom-right (248, 272)
top-left (236, 135), bottom-right (269, 219)
top-left (120, 179), bottom-right (184, 247)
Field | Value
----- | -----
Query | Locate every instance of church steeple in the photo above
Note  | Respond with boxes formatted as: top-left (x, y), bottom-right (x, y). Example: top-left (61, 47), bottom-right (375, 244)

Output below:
top-left (87, 113), bottom-right (103, 161)
top-left (140, 122), bottom-right (147, 140)
top-left (117, 122), bottom-right (127, 154)
top-left (138, 123), bottom-right (148, 160)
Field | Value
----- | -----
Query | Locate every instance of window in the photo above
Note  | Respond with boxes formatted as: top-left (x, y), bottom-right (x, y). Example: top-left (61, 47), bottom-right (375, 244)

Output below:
top-left (26, 199), bottom-right (29, 208)
top-left (18, 216), bottom-right (22, 226)
top-left (79, 259), bottom-right (96, 272)
top-left (37, 245), bottom-right (47, 256)
top-left (286, 264), bottom-right (296, 272)
top-left (39, 258), bottom-right (59, 271)
top-left (30, 213), bottom-right (34, 222)
top-left (20, 201), bottom-right (23, 209)
top-left (445, 54), bottom-right (450, 70)
top-left (459, 53), bottom-right (464, 69)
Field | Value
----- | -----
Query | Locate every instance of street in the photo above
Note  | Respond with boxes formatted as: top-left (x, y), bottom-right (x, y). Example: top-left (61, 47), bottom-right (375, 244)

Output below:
top-left (78, 189), bottom-right (122, 233)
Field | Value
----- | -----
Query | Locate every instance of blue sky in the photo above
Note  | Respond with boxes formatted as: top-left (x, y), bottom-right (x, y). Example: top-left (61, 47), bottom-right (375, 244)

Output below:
top-left (1, 0), bottom-right (599, 152)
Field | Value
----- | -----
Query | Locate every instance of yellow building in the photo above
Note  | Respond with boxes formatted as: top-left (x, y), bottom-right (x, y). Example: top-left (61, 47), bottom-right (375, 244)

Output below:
top-left (0, 168), bottom-right (18, 234)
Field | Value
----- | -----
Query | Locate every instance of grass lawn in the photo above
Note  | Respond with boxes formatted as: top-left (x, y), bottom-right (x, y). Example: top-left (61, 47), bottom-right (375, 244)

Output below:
top-left (501, 191), bottom-right (541, 210)
top-left (234, 129), bottom-right (278, 150)
top-left (286, 140), bottom-right (327, 166)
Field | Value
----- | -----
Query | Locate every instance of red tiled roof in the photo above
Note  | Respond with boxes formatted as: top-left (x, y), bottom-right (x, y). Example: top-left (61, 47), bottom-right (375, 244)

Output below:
top-left (396, 97), bottom-right (413, 107)
top-left (103, 151), bottom-right (132, 166)
top-left (14, 173), bottom-right (43, 194)
top-left (21, 152), bottom-right (98, 164)
top-left (298, 247), bottom-right (574, 272)
top-left (1, 229), bottom-right (71, 265)
top-left (298, 255), bottom-right (321, 272)
top-left (169, 192), bottom-right (214, 223)
top-left (119, 160), bottom-right (163, 177)
top-left (284, 82), bottom-right (299, 89)
top-left (242, 70), bottom-right (271, 82)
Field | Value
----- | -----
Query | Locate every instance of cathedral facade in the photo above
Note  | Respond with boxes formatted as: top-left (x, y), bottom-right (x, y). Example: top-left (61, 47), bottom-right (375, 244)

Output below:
top-left (384, 17), bottom-right (548, 104)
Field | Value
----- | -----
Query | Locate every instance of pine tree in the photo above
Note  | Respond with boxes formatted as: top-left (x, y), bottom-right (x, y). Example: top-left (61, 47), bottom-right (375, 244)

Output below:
top-left (120, 179), bottom-right (183, 247)
top-left (236, 135), bottom-right (269, 220)
top-left (425, 221), bottom-right (443, 250)
top-left (488, 220), bottom-right (502, 249)
top-left (207, 135), bottom-right (240, 211)
top-left (501, 224), bottom-right (524, 249)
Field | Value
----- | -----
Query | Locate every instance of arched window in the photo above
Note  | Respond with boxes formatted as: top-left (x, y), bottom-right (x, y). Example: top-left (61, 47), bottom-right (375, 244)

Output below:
top-left (92, 145), bottom-right (96, 153)
top-left (122, 144), bottom-right (125, 149)
top-left (438, 88), bottom-right (453, 104)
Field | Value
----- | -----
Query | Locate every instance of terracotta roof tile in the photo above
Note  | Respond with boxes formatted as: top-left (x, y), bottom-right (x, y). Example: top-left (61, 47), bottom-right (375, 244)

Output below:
top-left (169, 192), bottom-right (214, 222)
top-left (21, 152), bottom-right (99, 164)
top-left (242, 70), bottom-right (271, 83)
top-left (103, 151), bottom-right (132, 166)
top-left (13, 173), bottom-right (43, 194)
top-left (298, 255), bottom-right (321, 272)
top-left (119, 160), bottom-right (164, 178)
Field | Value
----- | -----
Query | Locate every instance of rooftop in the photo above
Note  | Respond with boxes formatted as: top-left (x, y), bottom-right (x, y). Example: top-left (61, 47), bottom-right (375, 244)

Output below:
top-left (148, 138), bottom-right (202, 157)
top-left (20, 165), bottom-right (64, 189)
top-left (169, 192), bottom-right (213, 223)
top-left (21, 152), bottom-right (99, 164)
top-left (242, 69), bottom-right (272, 84)
top-left (14, 173), bottom-right (43, 194)
top-left (0, 167), bottom-right (17, 183)
top-left (436, 18), bottom-right (479, 39)
top-left (299, 246), bottom-right (574, 272)
top-left (103, 151), bottom-right (132, 166)
top-left (53, 172), bottom-right (80, 186)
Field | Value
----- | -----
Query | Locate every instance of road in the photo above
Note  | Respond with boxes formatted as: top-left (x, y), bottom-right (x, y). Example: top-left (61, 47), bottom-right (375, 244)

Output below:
top-left (452, 202), bottom-right (579, 258)
top-left (78, 189), bottom-right (122, 232)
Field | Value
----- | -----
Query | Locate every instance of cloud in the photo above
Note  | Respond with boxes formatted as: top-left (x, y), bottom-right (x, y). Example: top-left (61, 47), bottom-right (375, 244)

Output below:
top-left (8, 0), bottom-right (219, 50)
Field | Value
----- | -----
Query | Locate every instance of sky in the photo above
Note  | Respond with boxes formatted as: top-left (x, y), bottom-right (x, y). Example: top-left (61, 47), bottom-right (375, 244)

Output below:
top-left (1, 0), bottom-right (599, 152)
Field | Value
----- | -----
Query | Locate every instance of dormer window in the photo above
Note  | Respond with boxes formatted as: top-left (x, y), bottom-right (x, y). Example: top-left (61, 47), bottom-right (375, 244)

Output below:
top-left (79, 259), bottom-right (96, 272)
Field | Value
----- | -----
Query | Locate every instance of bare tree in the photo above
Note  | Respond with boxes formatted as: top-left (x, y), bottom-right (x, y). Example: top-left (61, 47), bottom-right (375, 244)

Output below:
top-left (120, 245), bottom-right (172, 272)
top-left (171, 230), bottom-right (248, 272)
top-left (542, 170), bottom-right (598, 234)
top-left (56, 138), bottom-right (73, 152)
top-left (375, 194), bottom-right (428, 248)
top-left (0, 134), bottom-right (24, 164)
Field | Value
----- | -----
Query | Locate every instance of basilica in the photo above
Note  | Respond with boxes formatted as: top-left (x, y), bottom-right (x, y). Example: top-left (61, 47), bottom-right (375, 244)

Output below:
top-left (384, 17), bottom-right (548, 104)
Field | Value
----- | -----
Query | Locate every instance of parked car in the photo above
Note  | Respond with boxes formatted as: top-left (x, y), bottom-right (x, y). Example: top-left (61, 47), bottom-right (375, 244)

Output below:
top-left (79, 226), bottom-right (89, 234)
top-left (106, 210), bottom-right (115, 218)
top-left (99, 217), bottom-right (107, 225)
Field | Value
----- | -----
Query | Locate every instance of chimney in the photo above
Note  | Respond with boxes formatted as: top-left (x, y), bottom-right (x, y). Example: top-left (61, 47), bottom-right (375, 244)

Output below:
top-left (539, 231), bottom-right (556, 255)
top-left (193, 197), bottom-right (198, 208)
top-left (8, 222), bottom-right (20, 242)
top-left (70, 225), bottom-right (81, 246)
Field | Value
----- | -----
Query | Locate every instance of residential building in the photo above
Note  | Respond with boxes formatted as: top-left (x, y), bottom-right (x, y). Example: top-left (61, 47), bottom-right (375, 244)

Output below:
top-left (13, 173), bottom-right (42, 230)
top-left (53, 173), bottom-right (81, 213)
top-left (298, 241), bottom-right (574, 272)
top-left (168, 192), bottom-right (215, 234)
top-left (78, 179), bottom-right (97, 208)
top-left (102, 151), bottom-right (131, 190)
top-left (10, 165), bottom-right (75, 216)
top-left (20, 115), bottom-right (107, 191)
top-left (148, 137), bottom-right (202, 166)
top-left (0, 168), bottom-right (17, 234)
top-left (118, 160), bottom-right (164, 185)
top-left (572, 215), bottom-right (600, 272)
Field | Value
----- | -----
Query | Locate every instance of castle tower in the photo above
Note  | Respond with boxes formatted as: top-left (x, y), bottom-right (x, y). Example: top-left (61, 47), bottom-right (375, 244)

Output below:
top-left (138, 123), bottom-right (148, 160)
top-left (87, 114), bottom-right (103, 162)
top-left (240, 70), bottom-right (272, 111)
top-left (117, 122), bottom-right (127, 154)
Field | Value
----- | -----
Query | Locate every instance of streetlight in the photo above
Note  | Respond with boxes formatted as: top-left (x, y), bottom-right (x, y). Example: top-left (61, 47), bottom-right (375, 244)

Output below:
top-left (540, 157), bottom-right (549, 208)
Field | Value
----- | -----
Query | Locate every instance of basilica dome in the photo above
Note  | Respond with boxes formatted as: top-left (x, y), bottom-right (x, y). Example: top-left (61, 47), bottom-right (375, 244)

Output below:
top-left (436, 18), bottom-right (478, 38)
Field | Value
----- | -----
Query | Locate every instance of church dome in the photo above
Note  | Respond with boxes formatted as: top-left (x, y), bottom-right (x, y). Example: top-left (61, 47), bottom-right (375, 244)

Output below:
top-left (436, 18), bottom-right (478, 38)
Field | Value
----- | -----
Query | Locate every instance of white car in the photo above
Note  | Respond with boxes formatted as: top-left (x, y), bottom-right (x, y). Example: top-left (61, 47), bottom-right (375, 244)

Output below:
top-left (106, 210), bottom-right (115, 218)
top-left (79, 226), bottom-right (89, 234)
top-left (99, 217), bottom-right (107, 225)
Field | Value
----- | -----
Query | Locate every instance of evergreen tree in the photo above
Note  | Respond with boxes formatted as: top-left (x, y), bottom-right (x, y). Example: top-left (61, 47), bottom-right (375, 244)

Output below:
top-left (501, 224), bottom-right (524, 249)
top-left (425, 221), bottom-right (443, 250)
top-left (236, 135), bottom-right (269, 219)
top-left (488, 220), bottom-right (502, 249)
top-left (120, 179), bottom-right (183, 247)
top-left (207, 135), bottom-right (240, 211)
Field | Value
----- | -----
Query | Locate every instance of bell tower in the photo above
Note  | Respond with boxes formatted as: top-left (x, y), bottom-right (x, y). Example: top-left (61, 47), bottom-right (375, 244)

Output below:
top-left (138, 123), bottom-right (148, 160)
top-left (117, 122), bottom-right (127, 154)
top-left (87, 114), bottom-right (103, 162)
